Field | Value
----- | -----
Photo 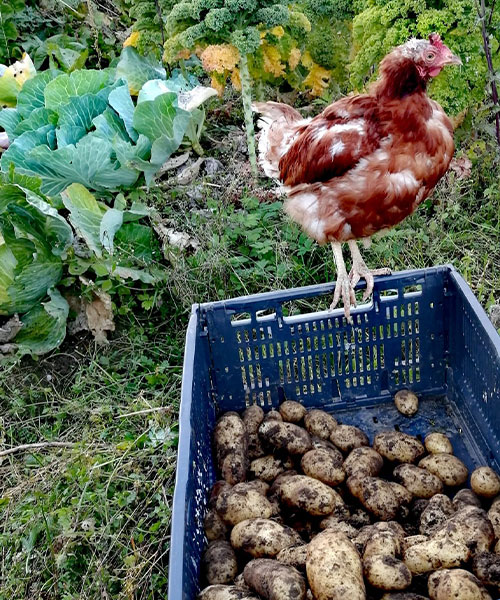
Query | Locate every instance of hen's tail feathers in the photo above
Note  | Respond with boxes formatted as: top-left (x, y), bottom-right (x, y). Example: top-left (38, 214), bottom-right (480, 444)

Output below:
top-left (252, 101), bottom-right (305, 180)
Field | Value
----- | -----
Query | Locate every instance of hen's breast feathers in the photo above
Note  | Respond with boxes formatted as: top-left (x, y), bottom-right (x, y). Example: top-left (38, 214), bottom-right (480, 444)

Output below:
top-left (254, 95), bottom-right (454, 244)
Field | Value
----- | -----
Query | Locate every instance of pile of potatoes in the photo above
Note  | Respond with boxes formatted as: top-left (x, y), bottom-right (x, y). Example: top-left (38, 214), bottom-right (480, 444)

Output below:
top-left (198, 398), bottom-right (500, 600)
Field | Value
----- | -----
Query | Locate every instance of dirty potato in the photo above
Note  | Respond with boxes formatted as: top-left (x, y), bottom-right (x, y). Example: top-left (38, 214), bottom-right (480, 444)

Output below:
top-left (432, 505), bottom-right (494, 555)
top-left (393, 464), bottom-right (443, 499)
top-left (202, 541), bottom-right (238, 585)
top-left (381, 595), bottom-right (430, 600)
top-left (243, 405), bottom-right (265, 459)
top-left (215, 483), bottom-right (273, 525)
top-left (394, 390), bottom-right (419, 417)
top-left (276, 544), bottom-right (309, 569)
top-left (307, 530), bottom-right (366, 600)
top-left (230, 518), bottom-right (302, 557)
top-left (418, 494), bottom-right (454, 536)
top-left (363, 555), bottom-right (412, 591)
top-left (418, 453), bottom-right (468, 486)
top-left (331, 424), bottom-right (369, 452)
top-left (471, 466), bottom-right (500, 498)
top-left (214, 412), bottom-right (249, 484)
top-left (301, 448), bottom-right (345, 486)
top-left (197, 584), bottom-right (260, 599)
top-left (243, 558), bottom-right (306, 600)
top-left (344, 447), bottom-right (384, 478)
top-left (279, 474), bottom-right (343, 516)
top-left (373, 432), bottom-right (425, 463)
top-left (249, 455), bottom-right (293, 482)
top-left (453, 488), bottom-right (481, 511)
top-left (258, 420), bottom-right (312, 455)
top-left (348, 475), bottom-right (400, 521)
top-left (472, 551), bottom-right (500, 590)
top-left (428, 569), bottom-right (492, 600)
top-left (279, 401), bottom-right (307, 423)
top-left (403, 537), bottom-right (470, 574)
top-left (204, 508), bottom-right (229, 541)
top-left (424, 432), bottom-right (453, 455)
top-left (304, 409), bottom-right (338, 439)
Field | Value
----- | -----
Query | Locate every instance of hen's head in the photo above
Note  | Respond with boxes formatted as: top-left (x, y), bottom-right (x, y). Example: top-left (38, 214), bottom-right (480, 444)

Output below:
top-left (398, 33), bottom-right (462, 79)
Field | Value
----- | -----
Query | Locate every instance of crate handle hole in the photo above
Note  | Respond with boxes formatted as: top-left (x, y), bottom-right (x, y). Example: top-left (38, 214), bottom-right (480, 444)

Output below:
top-left (403, 284), bottom-right (423, 296)
top-left (231, 312), bottom-right (251, 323)
top-left (380, 289), bottom-right (399, 300)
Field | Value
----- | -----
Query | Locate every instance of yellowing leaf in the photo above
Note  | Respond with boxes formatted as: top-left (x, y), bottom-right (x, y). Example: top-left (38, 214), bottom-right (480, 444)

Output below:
top-left (177, 48), bottom-right (192, 60)
top-left (201, 44), bottom-right (239, 74)
top-left (231, 68), bottom-right (241, 91)
top-left (301, 50), bottom-right (314, 69)
top-left (262, 44), bottom-right (285, 78)
top-left (269, 26), bottom-right (285, 38)
top-left (289, 48), bottom-right (301, 70)
top-left (123, 31), bottom-right (140, 48)
top-left (210, 74), bottom-right (226, 97)
top-left (303, 63), bottom-right (331, 97)
top-left (0, 70), bottom-right (21, 107)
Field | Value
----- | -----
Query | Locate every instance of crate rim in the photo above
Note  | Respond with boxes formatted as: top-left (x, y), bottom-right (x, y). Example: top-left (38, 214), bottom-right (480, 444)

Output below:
top-left (168, 264), bottom-right (500, 598)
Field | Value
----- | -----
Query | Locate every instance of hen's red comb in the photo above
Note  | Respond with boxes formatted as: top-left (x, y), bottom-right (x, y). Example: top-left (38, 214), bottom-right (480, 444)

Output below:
top-left (429, 33), bottom-right (445, 48)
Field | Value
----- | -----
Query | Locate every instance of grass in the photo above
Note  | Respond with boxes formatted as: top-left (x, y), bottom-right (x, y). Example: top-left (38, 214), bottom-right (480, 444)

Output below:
top-left (1, 107), bottom-right (499, 598)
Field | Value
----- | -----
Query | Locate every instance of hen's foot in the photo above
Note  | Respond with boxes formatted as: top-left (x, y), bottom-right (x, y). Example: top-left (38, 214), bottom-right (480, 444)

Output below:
top-left (329, 242), bottom-right (356, 322)
top-left (348, 240), bottom-right (391, 302)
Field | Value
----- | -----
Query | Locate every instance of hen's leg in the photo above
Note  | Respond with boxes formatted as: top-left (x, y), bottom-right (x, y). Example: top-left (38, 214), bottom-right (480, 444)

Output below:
top-left (348, 239), bottom-right (391, 302)
top-left (330, 242), bottom-right (356, 320)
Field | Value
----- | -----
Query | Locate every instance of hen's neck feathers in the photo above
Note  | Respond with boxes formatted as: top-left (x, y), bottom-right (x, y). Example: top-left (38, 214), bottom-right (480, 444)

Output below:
top-left (371, 55), bottom-right (427, 100)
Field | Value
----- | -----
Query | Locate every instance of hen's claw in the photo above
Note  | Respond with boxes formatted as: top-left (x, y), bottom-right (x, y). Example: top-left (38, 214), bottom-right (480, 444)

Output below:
top-left (348, 240), bottom-right (391, 302)
top-left (330, 271), bottom-right (356, 321)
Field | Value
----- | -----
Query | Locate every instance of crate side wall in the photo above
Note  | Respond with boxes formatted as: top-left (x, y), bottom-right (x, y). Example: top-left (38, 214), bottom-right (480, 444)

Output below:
top-left (205, 269), bottom-right (448, 413)
top-left (445, 271), bottom-right (500, 465)
top-left (168, 312), bottom-right (216, 600)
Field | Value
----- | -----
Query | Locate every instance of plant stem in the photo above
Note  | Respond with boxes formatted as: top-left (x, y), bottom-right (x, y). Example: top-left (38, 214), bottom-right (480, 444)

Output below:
top-left (479, 0), bottom-right (500, 146)
top-left (239, 52), bottom-right (258, 179)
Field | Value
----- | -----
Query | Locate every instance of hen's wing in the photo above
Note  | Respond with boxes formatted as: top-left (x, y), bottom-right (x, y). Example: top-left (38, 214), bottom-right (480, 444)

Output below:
top-left (279, 96), bottom-right (381, 187)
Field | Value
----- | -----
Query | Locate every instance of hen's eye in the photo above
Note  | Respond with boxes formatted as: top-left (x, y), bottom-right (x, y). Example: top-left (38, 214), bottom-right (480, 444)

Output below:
top-left (426, 52), bottom-right (435, 61)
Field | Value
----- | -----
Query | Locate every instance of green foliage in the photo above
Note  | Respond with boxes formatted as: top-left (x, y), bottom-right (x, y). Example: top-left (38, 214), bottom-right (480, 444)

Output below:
top-left (0, 0), bottom-right (25, 63)
top-left (0, 48), bottom-right (215, 194)
top-left (350, 0), bottom-right (498, 114)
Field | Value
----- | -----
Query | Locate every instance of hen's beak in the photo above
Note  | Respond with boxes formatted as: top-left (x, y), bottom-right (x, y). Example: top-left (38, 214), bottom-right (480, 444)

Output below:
top-left (442, 53), bottom-right (462, 66)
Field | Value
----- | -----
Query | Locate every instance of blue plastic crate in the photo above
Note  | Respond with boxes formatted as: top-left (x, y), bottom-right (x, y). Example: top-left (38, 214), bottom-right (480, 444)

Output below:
top-left (168, 265), bottom-right (500, 599)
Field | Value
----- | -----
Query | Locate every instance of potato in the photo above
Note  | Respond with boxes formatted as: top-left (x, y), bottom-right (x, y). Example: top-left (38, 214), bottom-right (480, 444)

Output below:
top-left (424, 432), bottom-right (453, 455)
top-left (363, 555), bottom-right (412, 590)
top-left (301, 448), bottom-right (345, 486)
top-left (214, 412), bottom-right (249, 484)
top-left (197, 585), bottom-right (259, 599)
top-left (348, 476), bottom-right (400, 521)
top-left (355, 522), bottom-right (405, 552)
top-left (471, 466), bottom-right (500, 498)
top-left (418, 453), bottom-right (468, 487)
top-left (243, 405), bottom-right (264, 433)
top-left (204, 507), bottom-right (229, 541)
top-left (209, 480), bottom-right (233, 507)
top-left (364, 531), bottom-right (401, 558)
top-left (344, 447), bottom-right (384, 478)
top-left (348, 508), bottom-right (372, 529)
top-left (258, 421), bottom-right (312, 455)
top-left (402, 535), bottom-right (428, 551)
top-left (249, 455), bottom-right (292, 482)
top-left (488, 497), bottom-right (500, 539)
top-left (279, 474), bottom-right (343, 516)
top-left (307, 530), bottom-right (366, 600)
top-left (230, 518), bottom-right (302, 557)
top-left (276, 544), bottom-right (309, 569)
top-left (263, 410), bottom-right (282, 422)
top-left (304, 409), bottom-right (338, 439)
top-left (311, 435), bottom-right (342, 454)
top-left (243, 559), bottom-right (306, 600)
top-left (216, 483), bottom-right (273, 525)
top-left (373, 432), bottom-right (425, 463)
top-left (427, 569), bottom-right (492, 600)
top-left (320, 517), bottom-right (358, 539)
top-left (202, 541), bottom-right (238, 585)
top-left (331, 424), bottom-right (369, 452)
top-left (453, 488), bottom-right (481, 511)
top-left (419, 494), bottom-right (454, 536)
top-left (403, 536), bottom-right (470, 574)
top-left (473, 551), bottom-right (500, 589)
top-left (389, 482), bottom-right (413, 507)
top-left (394, 390), bottom-right (418, 416)
top-left (432, 505), bottom-right (494, 555)
top-left (279, 401), bottom-right (306, 423)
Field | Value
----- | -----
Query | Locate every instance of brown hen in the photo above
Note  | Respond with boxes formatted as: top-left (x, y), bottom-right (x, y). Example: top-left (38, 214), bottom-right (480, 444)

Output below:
top-left (253, 33), bottom-right (461, 320)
